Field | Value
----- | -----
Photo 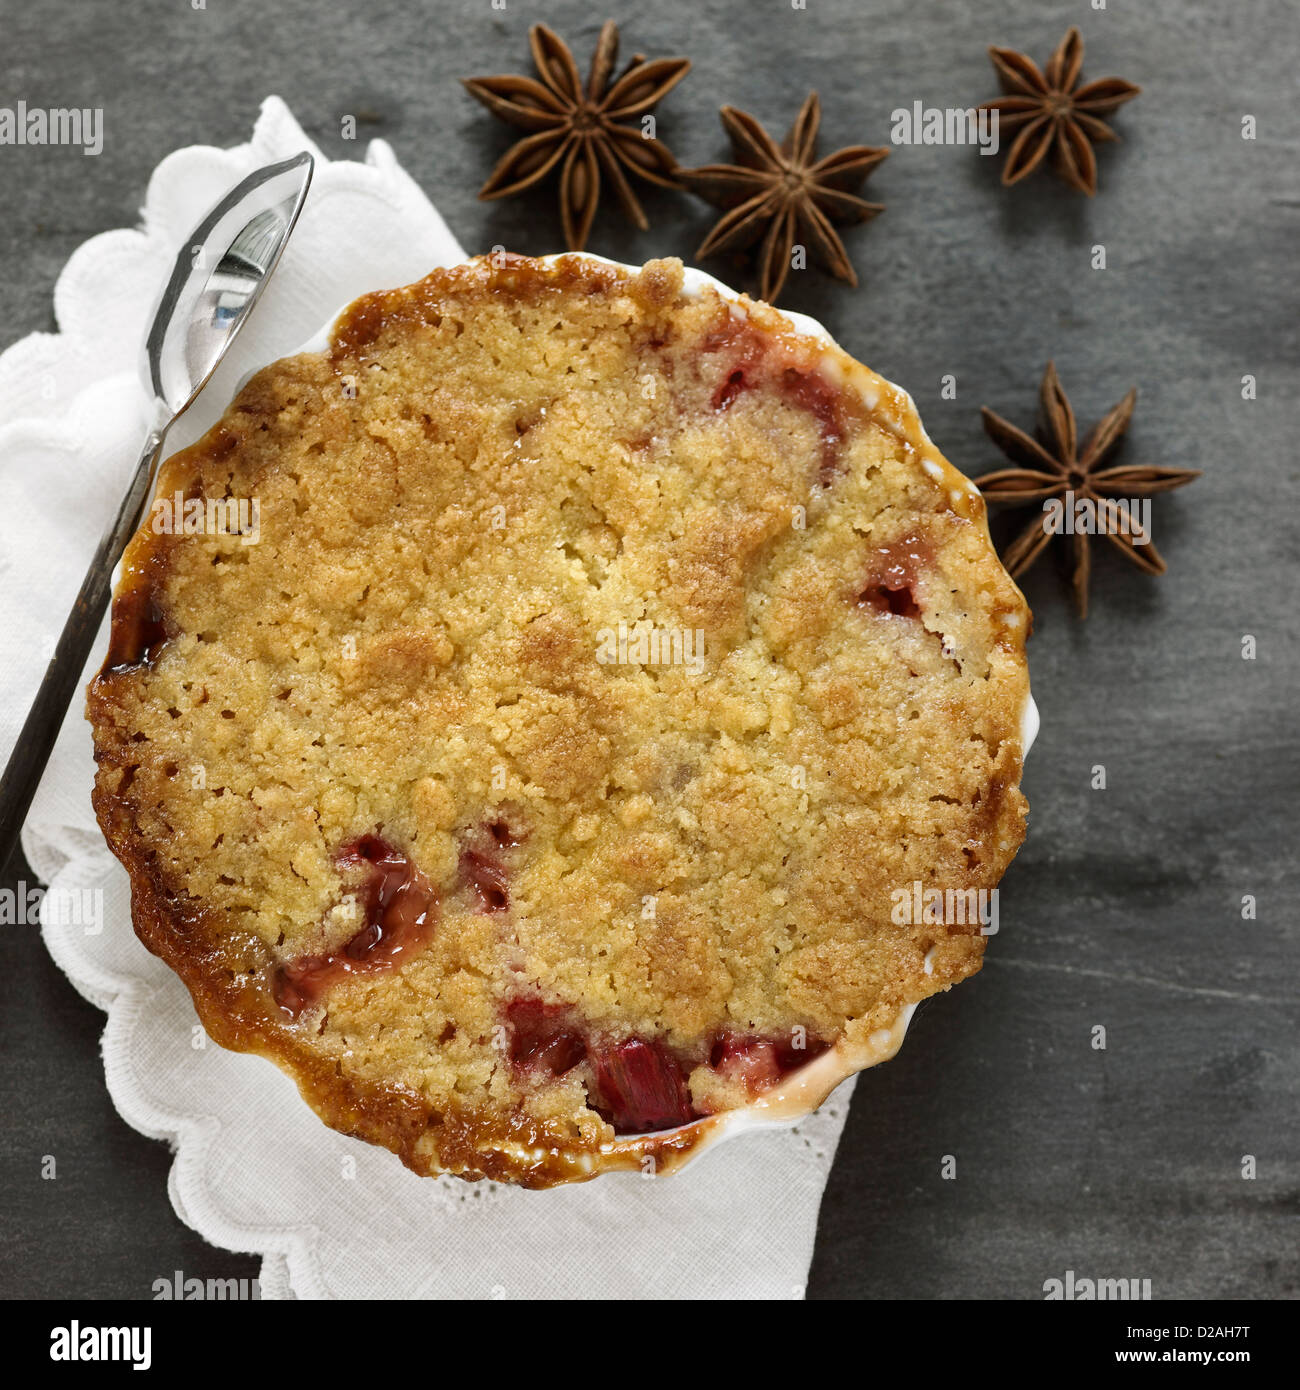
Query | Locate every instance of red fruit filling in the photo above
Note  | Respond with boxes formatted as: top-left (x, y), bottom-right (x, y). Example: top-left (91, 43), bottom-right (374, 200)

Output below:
top-left (706, 319), bottom-right (767, 412)
top-left (504, 995), bottom-right (699, 1134)
top-left (857, 533), bottom-right (931, 619)
top-left (503, 1000), bottom-right (835, 1129)
top-left (273, 834), bottom-right (438, 1018)
top-left (710, 1033), bottom-right (782, 1090)
top-left (486, 817), bottom-right (522, 848)
top-left (701, 317), bottom-right (851, 483)
top-left (505, 998), bottom-right (585, 1076)
top-left (713, 367), bottom-right (749, 412)
top-left (458, 817), bottom-right (523, 912)
top-left (588, 1037), bottom-right (696, 1134)
top-left (709, 1030), bottom-right (831, 1095)
top-left (780, 366), bottom-right (846, 485)
top-left (460, 848), bottom-right (509, 912)
top-left (702, 315), bottom-right (756, 364)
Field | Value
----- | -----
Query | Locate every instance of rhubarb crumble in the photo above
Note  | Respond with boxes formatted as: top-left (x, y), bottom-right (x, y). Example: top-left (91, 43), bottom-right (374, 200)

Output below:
top-left (87, 254), bottom-right (1031, 1186)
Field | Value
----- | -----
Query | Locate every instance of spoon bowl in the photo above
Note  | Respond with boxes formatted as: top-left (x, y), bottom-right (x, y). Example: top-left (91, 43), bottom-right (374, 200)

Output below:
top-left (145, 154), bottom-right (313, 421)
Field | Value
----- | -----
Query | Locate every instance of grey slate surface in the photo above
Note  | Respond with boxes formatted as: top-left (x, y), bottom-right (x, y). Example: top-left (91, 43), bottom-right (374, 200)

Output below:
top-left (1, 0), bottom-right (1295, 1299)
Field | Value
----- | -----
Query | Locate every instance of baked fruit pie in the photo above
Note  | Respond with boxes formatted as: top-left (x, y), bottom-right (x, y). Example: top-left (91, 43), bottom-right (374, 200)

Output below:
top-left (87, 254), bottom-right (1033, 1187)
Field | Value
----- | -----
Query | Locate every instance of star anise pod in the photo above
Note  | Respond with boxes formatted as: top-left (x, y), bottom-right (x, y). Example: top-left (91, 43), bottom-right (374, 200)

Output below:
top-left (676, 93), bottom-right (888, 304)
top-left (979, 26), bottom-right (1140, 195)
top-left (463, 21), bottom-right (690, 251)
top-left (974, 363), bottom-right (1199, 618)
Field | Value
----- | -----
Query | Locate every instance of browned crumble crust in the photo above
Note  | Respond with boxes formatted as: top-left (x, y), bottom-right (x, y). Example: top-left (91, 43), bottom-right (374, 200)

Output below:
top-left (87, 255), bottom-right (1030, 1187)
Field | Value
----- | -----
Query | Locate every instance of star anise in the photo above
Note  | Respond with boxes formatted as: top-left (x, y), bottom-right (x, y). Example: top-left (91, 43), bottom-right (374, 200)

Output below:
top-left (973, 363), bottom-right (1199, 618)
top-left (463, 21), bottom-right (690, 252)
top-left (979, 26), bottom-right (1140, 195)
top-left (676, 93), bottom-right (888, 304)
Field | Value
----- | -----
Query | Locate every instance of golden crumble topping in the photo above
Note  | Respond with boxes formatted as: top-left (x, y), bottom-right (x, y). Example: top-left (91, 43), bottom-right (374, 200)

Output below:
top-left (87, 255), bottom-right (1030, 1186)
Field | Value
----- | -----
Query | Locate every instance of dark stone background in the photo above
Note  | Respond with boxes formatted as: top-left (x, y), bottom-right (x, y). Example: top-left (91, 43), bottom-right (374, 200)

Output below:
top-left (1, 0), bottom-right (1295, 1299)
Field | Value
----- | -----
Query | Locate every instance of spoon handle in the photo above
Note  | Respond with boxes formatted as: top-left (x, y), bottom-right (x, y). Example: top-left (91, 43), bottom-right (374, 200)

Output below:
top-left (0, 431), bottom-right (163, 868)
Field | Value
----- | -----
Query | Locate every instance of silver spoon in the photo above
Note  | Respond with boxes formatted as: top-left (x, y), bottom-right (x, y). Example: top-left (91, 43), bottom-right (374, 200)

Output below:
top-left (0, 151), bottom-right (314, 865)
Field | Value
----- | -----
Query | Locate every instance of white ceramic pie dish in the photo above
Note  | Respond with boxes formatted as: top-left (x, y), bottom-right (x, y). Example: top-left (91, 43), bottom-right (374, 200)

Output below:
top-left (269, 252), bottom-right (1039, 1180)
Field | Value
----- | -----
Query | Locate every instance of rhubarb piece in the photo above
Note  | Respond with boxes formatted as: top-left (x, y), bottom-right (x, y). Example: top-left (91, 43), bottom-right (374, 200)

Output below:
top-left (780, 366), bottom-right (847, 484)
top-left (858, 533), bottom-right (931, 618)
top-left (702, 315), bottom-right (850, 480)
top-left (274, 835), bottom-right (437, 1017)
top-left (457, 816), bottom-right (524, 913)
top-left (486, 817), bottom-right (522, 848)
top-left (706, 318), bottom-right (768, 412)
top-left (588, 1037), bottom-right (696, 1133)
top-left (772, 1033), bottom-right (830, 1071)
top-left (461, 848), bottom-right (509, 912)
top-left (710, 1033), bottom-right (782, 1090)
top-left (710, 1030), bottom-right (831, 1094)
top-left (505, 998), bottom-right (585, 1076)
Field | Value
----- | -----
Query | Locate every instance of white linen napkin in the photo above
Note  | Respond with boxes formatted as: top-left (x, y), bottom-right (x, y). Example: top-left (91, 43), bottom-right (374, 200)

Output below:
top-left (3, 97), bottom-right (854, 1299)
